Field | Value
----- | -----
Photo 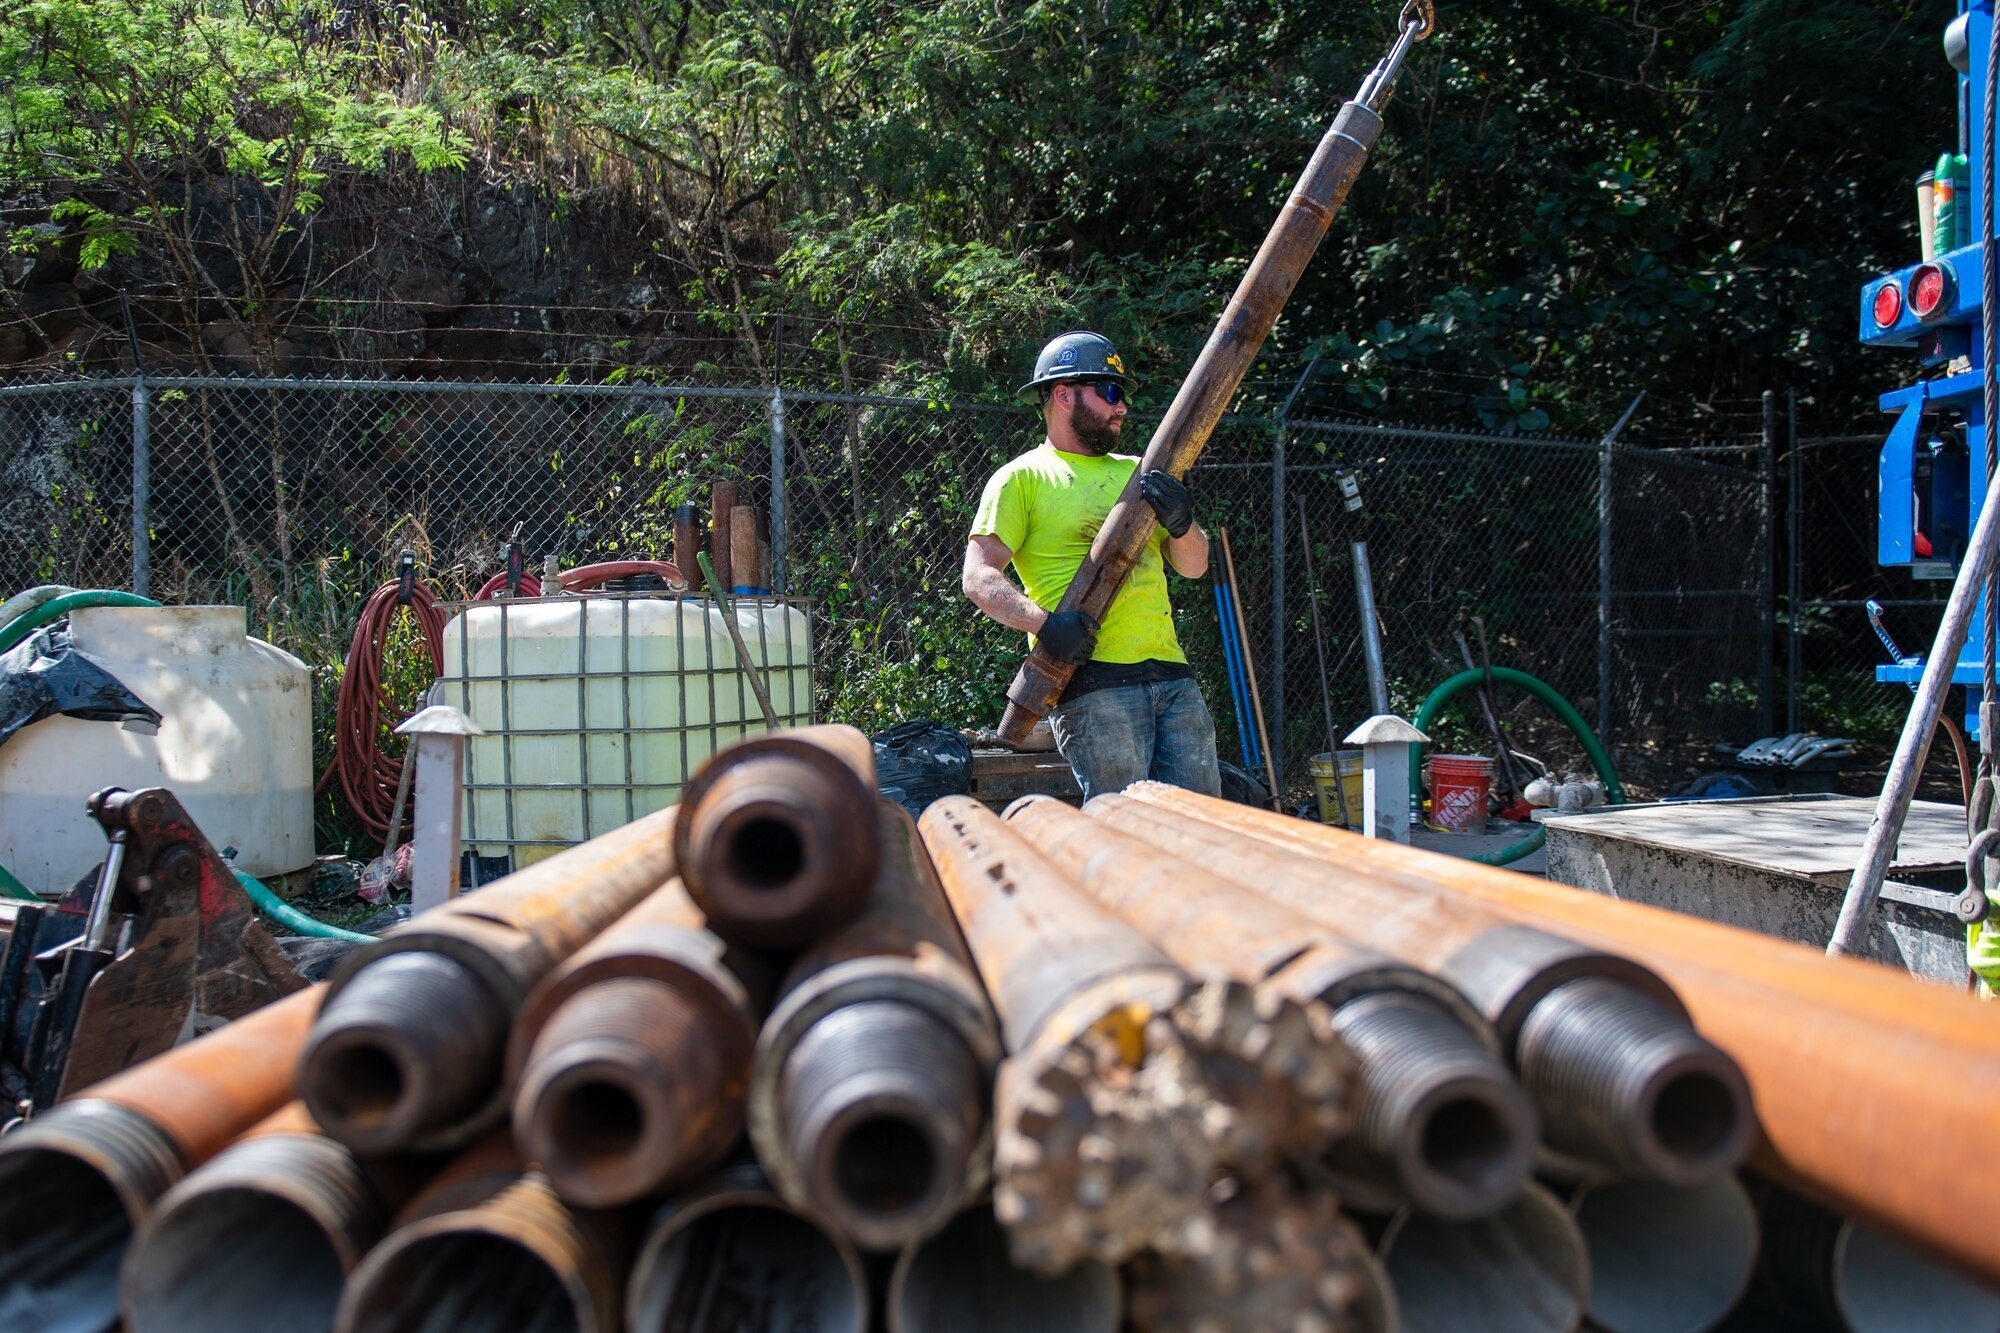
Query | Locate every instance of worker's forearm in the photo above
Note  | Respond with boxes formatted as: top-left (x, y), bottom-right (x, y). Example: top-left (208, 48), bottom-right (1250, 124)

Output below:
top-left (964, 566), bottom-right (1049, 635)
top-left (1167, 524), bottom-right (1209, 579)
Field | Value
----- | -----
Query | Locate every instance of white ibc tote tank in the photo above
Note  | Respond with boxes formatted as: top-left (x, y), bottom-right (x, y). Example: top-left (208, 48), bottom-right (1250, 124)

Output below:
top-left (0, 605), bottom-right (315, 891)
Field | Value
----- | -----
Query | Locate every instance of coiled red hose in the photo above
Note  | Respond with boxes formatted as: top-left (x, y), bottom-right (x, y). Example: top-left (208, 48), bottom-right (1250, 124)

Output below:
top-left (328, 560), bottom-right (682, 840)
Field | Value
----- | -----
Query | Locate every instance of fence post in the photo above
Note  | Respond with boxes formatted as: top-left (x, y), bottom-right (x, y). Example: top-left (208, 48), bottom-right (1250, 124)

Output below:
top-left (1786, 389), bottom-right (1802, 734)
top-left (1598, 421), bottom-right (1613, 745)
top-left (769, 384), bottom-right (788, 594)
top-left (1760, 390), bottom-right (1777, 736)
top-left (131, 374), bottom-right (150, 599)
top-left (1270, 417), bottom-right (1286, 788)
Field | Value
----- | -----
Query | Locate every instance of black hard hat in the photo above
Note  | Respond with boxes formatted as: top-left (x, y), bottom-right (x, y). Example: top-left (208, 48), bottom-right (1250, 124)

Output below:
top-left (1018, 330), bottom-right (1135, 398)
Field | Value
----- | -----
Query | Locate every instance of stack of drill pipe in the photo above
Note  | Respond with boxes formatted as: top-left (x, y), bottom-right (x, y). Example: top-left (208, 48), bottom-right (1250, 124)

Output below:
top-left (916, 795), bottom-right (1218, 1273)
top-left (1086, 790), bottom-right (1757, 1190)
top-left (509, 875), bottom-right (774, 1207)
top-left (0, 985), bottom-right (321, 1331)
top-left (886, 1202), bottom-right (1120, 1333)
top-left (674, 723), bottom-right (879, 949)
top-left (119, 1102), bottom-right (439, 1333)
top-left (1116, 781), bottom-right (2000, 1289)
top-left (626, 1160), bottom-right (869, 1333)
top-left (335, 1134), bottom-right (627, 1333)
top-left (1006, 792), bottom-right (1536, 1220)
top-left (747, 799), bottom-right (1000, 1251)
top-left (298, 807), bottom-right (677, 1157)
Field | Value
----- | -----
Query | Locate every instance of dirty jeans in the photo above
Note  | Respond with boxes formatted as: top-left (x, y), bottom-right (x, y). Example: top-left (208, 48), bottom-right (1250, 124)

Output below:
top-left (1048, 677), bottom-right (1221, 802)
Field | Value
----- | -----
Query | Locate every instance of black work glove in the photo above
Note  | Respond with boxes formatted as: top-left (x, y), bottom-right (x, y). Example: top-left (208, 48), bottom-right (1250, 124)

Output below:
top-left (1139, 469), bottom-right (1195, 538)
top-left (1038, 609), bottom-right (1100, 664)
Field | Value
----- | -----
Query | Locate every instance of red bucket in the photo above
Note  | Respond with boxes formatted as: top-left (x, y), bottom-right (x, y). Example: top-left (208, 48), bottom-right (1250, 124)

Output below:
top-left (1427, 754), bottom-right (1494, 833)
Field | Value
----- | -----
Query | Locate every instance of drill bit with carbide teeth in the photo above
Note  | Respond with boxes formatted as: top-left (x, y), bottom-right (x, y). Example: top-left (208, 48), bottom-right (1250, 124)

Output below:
top-left (919, 796), bottom-right (1219, 1272)
top-left (1007, 793), bottom-right (1534, 1217)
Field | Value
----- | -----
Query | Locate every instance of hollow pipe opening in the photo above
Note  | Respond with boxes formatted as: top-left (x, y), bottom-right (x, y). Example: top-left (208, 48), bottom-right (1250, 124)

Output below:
top-left (123, 1187), bottom-right (345, 1333)
top-left (831, 1114), bottom-right (938, 1218)
top-left (1418, 1092), bottom-right (1517, 1196)
top-left (549, 1079), bottom-right (645, 1169)
top-left (1572, 1176), bottom-right (1757, 1333)
top-left (342, 1228), bottom-right (589, 1333)
top-left (0, 1146), bottom-right (139, 1332)
top-left (310, 1044), bottom-right (406, 1131)
top-left (1379, 1183), bottom-right (1588, 1333)
top-left (1649, 1069), bottom-right (1743, 1167)
top-left (726, 815), bottom-right (806, 890)
top-left (629, 1195), bottom-right (866, 1333)
top-left (887, 1203), bottom-right (1119, 1333)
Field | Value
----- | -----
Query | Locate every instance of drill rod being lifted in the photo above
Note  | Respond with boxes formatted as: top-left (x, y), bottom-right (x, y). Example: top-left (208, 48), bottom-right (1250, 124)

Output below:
top-left (509, 876), bottom-right (773, 1207)
top-left (1005, 794), bottom-right (1535, 1220)
top-left (917, 796), bottom-right (1213, 1273)
top-left (300, 807), bottom-right (675, 1156)
top-left (1089, 791), bottom-right (1755, 1187)
top-left (748, 801), bottom-right (1000, 1251)
top-left (996, 0), bottom-right (1436, 742)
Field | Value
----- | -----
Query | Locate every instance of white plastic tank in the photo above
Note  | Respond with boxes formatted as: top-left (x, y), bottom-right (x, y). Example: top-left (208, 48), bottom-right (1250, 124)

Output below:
top-left (438, 593), bottom-right (814, 866)
top-left (0, 605), bottom-right (315, 891)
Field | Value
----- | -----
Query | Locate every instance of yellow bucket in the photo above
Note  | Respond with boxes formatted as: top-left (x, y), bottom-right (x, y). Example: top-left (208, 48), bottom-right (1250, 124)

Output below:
top-left (1310, 751), bottom-right (1364, 829)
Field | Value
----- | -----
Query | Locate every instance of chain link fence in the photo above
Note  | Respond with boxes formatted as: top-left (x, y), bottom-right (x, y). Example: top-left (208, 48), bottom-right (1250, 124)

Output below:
top-left (2, 373), bottom-right (1777, 827)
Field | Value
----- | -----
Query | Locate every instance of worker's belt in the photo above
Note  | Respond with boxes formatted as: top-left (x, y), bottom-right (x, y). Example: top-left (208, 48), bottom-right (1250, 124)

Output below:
top-left (1057, 658), bottom-right (1196, 703)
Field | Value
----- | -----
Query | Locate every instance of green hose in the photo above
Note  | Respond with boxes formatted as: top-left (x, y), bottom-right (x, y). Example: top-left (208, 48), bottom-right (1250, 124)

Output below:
top-left (0, 590), bottom-right (161, 655)
top-left (1412, 666), bottom-right (1624, 867)
top-left (0, 586), bottom-right (77, 635)
top-left (230, 868), bottom-right (374, 943)
top-left (0, 860), bottom-right (41, 902)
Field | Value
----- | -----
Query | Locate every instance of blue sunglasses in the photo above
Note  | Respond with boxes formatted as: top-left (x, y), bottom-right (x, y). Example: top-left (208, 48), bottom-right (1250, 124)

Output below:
top-left (1071, 379), bottom-right (1126, 405)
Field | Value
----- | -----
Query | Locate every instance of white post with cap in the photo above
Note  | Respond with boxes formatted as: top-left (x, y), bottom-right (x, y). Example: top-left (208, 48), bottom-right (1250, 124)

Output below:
top-left (1344, 714), bottom-right (1429, 844)
top-left (396, 704), bottom-right (486, 914)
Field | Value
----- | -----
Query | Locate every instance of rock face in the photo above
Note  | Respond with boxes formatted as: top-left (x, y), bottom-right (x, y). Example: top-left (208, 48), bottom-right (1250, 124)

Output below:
top-left (1, 171), bottom-right (758, 380)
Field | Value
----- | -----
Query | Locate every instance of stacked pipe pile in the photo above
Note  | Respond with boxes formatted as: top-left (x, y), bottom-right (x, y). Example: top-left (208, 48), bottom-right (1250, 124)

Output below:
top-left (3, 736), bottom-right (1998, 1333)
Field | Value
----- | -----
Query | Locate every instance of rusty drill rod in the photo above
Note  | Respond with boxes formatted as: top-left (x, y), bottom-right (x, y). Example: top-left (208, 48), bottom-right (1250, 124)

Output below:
top-left (1128, 1176), bottom-right (1397, 1333)
top-left (674, 723), bottom-right (879, 949)
top-left (0, 985), bottom-right (320, 1333)
top-left (887, 1202), bottom-right (1120, 1333)
top-left (1090, 792), bottom-right (1755, 1187)
top-left (749, 801), bottom-right (1000, 1251)
top-left (1006, 793), bottom-right (1534, 1218)
top-left (626, 1160), bottom-right (869, 1333)
top-left (509, 876), bottom-right (774, 1208)
top-left (995, 3), bottom-right (1435, 743)
top-left (1119, 781), bottom-right (2000, 1287)
top-left (917, 795), bottom-right (1215, 1273)
top-left (334, 1135), bottom-right (626, 1333)
top-left (300, 807), bottom-right (675, 1156)
top-left (120, 1103), bottom-right (436, 1333)
top-left (1378, 1181), bottom-right (1589, 1333)
top-left (1565, 1176), bottom-right (1757, 1333)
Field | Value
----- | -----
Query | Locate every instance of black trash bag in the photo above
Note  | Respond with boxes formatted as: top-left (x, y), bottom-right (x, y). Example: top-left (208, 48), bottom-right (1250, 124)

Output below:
top-left (0, 627), bottom-right (160, 751)
top-left (1219, 760), bottom-right (1269, 809)
top-left (871, 719), bottom-right (973, 818)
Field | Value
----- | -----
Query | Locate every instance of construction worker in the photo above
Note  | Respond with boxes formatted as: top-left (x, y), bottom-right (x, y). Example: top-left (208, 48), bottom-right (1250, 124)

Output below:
top-left (962, 330), bottom-right (1221, 800)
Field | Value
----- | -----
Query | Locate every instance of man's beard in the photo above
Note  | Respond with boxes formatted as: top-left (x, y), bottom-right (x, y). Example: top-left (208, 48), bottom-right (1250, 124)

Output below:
top-left (1070, 399), bottom-right (1122, 455)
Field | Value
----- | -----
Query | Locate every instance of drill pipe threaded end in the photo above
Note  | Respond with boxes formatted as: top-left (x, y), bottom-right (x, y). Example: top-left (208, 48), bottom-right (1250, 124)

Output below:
top-left (778, 1000), bottom-right (983, 1249)
top-left (301, 951), bottom-right (509, 1155)
top-left (1516, 977), bottom-right (1754, 1185)
top-left (514, 977), bottom-right (728, 1208)
top-left (684, 754), bottom-right (878, 948)
top-left (1328, 990), bottom-right (1538, 1220)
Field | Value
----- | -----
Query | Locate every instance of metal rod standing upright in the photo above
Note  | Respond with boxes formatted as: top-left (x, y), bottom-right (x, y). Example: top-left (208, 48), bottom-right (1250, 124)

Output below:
top-left (131, 376), bottom-right (150, 599)
top-left (1595, 393), bottom-right (1647, 744)
top-left (995, 1), bottom-right (1436, 742)
top-left (1786, 389), bottom-right (1802, 735)
top-left (1760, 389), bottom-right (1778, 736)
top-left (771, 385), bottom-right (789, 594)
top-left (1353, 537), bottom-right (1391, 716)
top-left (1220, 527), bottom-right (1283, 807)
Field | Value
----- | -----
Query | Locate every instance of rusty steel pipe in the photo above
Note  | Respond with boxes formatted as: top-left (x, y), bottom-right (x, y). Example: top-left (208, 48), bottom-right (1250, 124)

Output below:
top-left (626, 1161), bottom-right (868, 1333)
top-left (120, 1104), bottom-right (434, 1333)
top-left (1007, 794), bottom-right (1535, 1215)
top-left (1120, 780), bottom-right (2000, 1286)
top-left (0, 986), bottom-right (320, 1333)
top-left (509, 876), bottom-right (772, 1207)
top-left (673, 724), bottom-right (879, 948)
top-left (1567, 1175), bottom-right (1757, 1333)
top-left (917, 795), bottom-right (1215, 1273)
top-left (887, 1202), bottom-right (1120, 1333)
top-left (749, 801), bottom-right (999, 1251)
top-left (994, 7), bottom-right (1432, 743)
top-left (1089, 792), bottom-right (1754, 1187)
top-left (1128, 1178), bottom-right (1396, 1333)
top-left (300, 807), bottom-right (675, 1156)
top-left (334, 1137), bottom-right (626, 1333)
top-left (1378, 1181), bottom-right (1590, 1333)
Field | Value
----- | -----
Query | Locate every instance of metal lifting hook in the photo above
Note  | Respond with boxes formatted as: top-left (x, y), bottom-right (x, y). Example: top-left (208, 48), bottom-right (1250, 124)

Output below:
top-left (1401, 0), bottom-right (1437, 42)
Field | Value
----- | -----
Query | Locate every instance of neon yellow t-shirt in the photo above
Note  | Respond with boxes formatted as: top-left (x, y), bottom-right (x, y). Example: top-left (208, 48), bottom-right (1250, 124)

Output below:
top-left (970, 442), bottom-right (1188, 665)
